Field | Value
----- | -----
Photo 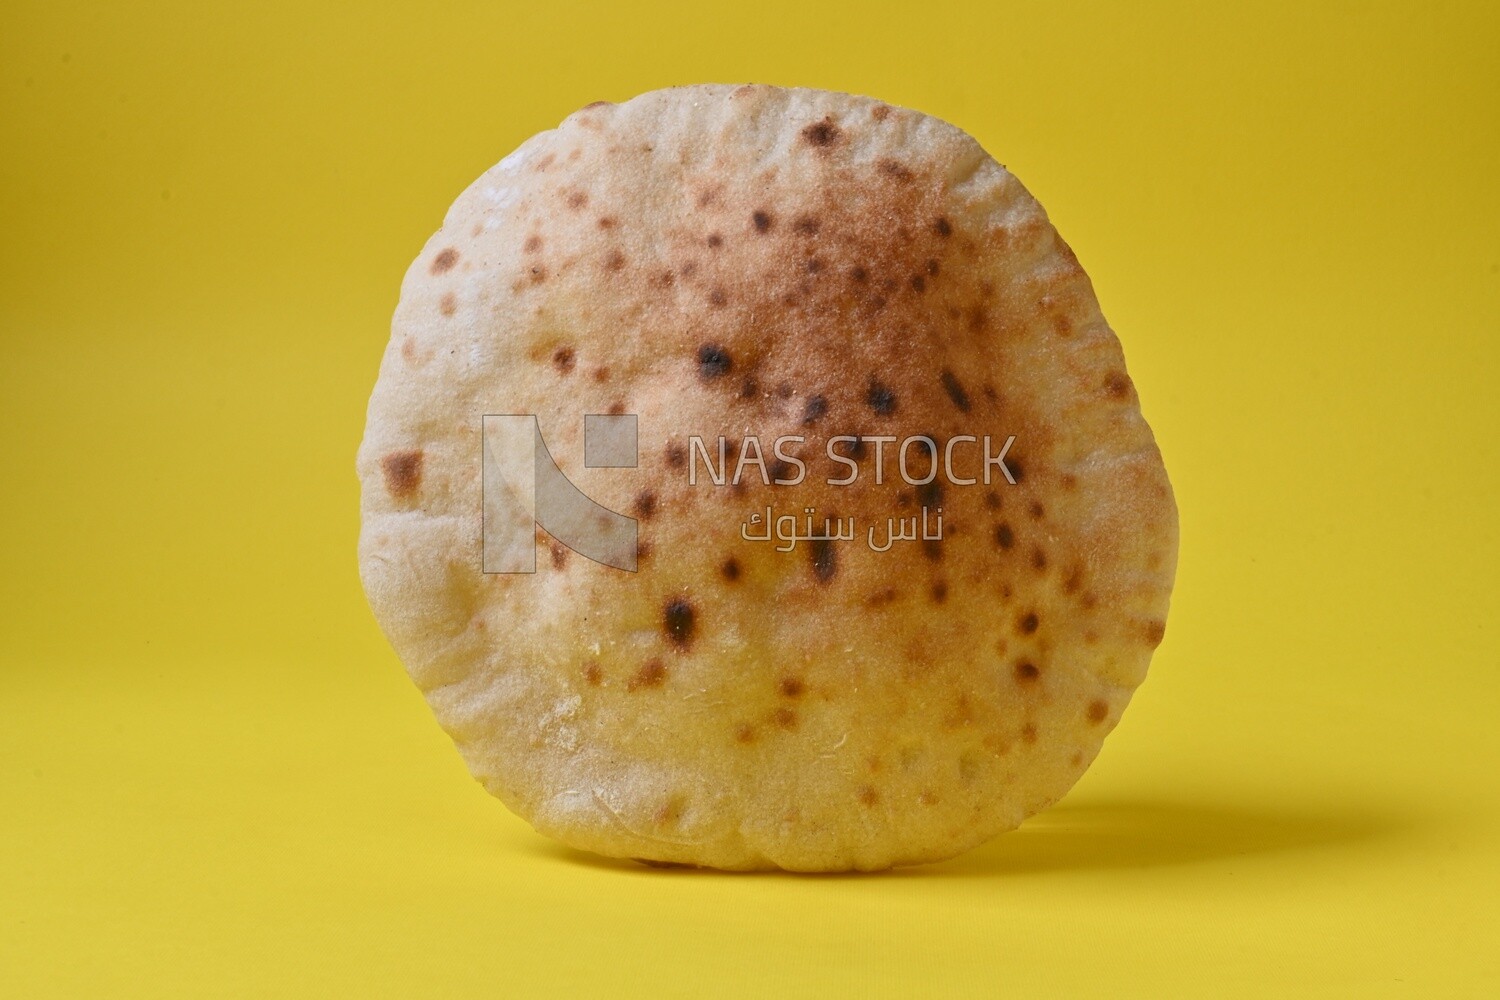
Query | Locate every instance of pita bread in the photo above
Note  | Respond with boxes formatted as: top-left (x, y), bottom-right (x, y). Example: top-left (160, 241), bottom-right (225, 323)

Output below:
top-left (357, 84), bottom-right (1177, 870)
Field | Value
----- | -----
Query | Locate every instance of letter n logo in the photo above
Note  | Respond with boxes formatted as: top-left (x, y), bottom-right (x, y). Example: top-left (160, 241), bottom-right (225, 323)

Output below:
top-left (481, 414), bottom-right (639, 573)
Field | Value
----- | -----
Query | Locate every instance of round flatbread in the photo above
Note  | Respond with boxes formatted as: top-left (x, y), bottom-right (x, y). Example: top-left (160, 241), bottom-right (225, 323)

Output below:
top-left (357, 84), bottom-right (1177, 871)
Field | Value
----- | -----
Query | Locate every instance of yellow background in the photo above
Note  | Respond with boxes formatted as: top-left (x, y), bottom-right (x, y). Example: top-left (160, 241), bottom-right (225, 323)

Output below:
top-left (3, 1), bottom-right (1497, 995)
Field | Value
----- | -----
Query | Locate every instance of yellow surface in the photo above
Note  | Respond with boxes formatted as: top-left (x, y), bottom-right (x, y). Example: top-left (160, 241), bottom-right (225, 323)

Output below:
top-left (3, 1), bottom-right (1498, 995)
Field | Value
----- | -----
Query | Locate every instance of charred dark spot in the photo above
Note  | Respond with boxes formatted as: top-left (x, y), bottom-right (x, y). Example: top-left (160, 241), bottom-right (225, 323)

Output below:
top-left (769, 459), bottom-right (794, 484)
top-left (665, 442), bottom-right (688, 468)
top-left (933, 217), bottom-right (953, 238)
top-left (632, 490), bottom-right (657, 520)
top-left (662, 598), bottom-right (696, 649)
top-left (793, 215), bottom-right (821, 236)
top-left (843, 436), bottom-right (867, 460)
top-left (552, 347), bottom-right (576, 373)
top-left (430, 248), bottom-right (458, 274)
top-left (629, 660), bottom-right (667, 691)
top-left (1008, 457), bottom-right (1024, 484)
top-left (380, 450), bottom-right (423, 499)
top-left (752, 210), bottom-right (773, 233)
top-left (697, 344), bottom-right (733, 380)
top-left (720, 556), bottom-right (741, 582)
top-left (801, 117), bottom-right (841, 148)
top-left (922, 538), bottom-right (943, 562)
top-left (779, 677), bottom-right (805, 698)
top-left (1019, 612), bottom-right (1039, 635)
top-left (1015, 660), bottom-right (1040, 683)
top-left (866, 378), bottom-right (897, 415)
top-left (802, 395), bottom-right (828, 425)
top-left (706, 233), bottom-right (723, 248)
top-left (1087, 700), bottom-right (1109, 724)
top-left (940, 370), bottom-right (971, 412)
top-left (808, 537), bottom-right (837, 583)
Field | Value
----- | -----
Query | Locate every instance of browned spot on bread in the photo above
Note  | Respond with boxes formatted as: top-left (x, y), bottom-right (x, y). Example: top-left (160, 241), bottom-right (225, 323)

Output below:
top-left (940, 370), bottom-right (971, 412)
top-left (583, 662), bottom-right (603, 686)
top-left (592, 367), bottom-right (610, 382)
top-left (808, 537), bottom-right (836, 583)
top-left (523, 235), bottom-right (542, 253)
top-left (735, 722), bottom-right (757, 744)
top-left (613, 490), bottom-right (650, 524)
top-left (933, 217), bottom-right (952, 238)
top-left (549, 542), bottom-right (569, 569)
top-left (708, 287), bottom-right (728, 307)
top-left (1144, 620), bottom-right (1167, 646)
top-left (662, 597), bottom-right (696, 649)
top-left (802, 395), bottom-right (828, 425)
top-left (1029, 501), bottom-right (1045, 519)
top-left (706, 233), bottom-right (723, 248)
top-left (1031, 547), bottom-right (1048, 571)
top-left (801, 117), bottom-right (841, 149)
top-left (878, 159), bottom-right (914, 182)
top-left (552, 346), bottom-right (576, 373)
top-left (866, 378), bottom-right (897, 415)
top-left (857, 785), bottom-right (880, 806)
top-left (439, 292), bottom-right (457, 316)
top-left (930, 580), bottom-right (948, 604)
top-left (597, 216), bottom-right (617, 229)
top-left (751, 210), bottom-right (774, 233)
top-left (1021, 724), bottom-right (1039, 744)
top-left (1087, 700), bottom-right (1109, 724)
top-left (1104, 372), bottom-right (1131, 398)
top-left (720, 556), bottom-right (741, 581)
top-left (380, 450), bottom-right (423, 499)
top-left (665, 442), bottom-right (688, 468)
top-left (871, 104), bottom-right (891, 121)
top-left (583, 100), bottom-right (612, 109)
top-left (636, 539), bottom-right (652, 562)
top-left (605, 250), bottom-right (626, 271)
top-left (994, 523), bottom-right (1015, 550)
top-left (629, 660), bottom-right (667, 691)
top-left (792, 214), bottom-right (821, 236)
top-left (773, 706), bottom-right (798, 730)
top-left (779, 677), bottom-right (805, 698)
top-left (1018, 612), bottom-right (1039, 635)
top-left (866, 587), bottom-right (898, 607)
top-left (1014, 660), bottom-right (1039, 683)
top-left (697, 344), bottom-right (733, 380)
top-left (566, 190), bottom-right (588, 209)
top-left (919, 790), bottom-right (939, 806)
top-left (430, 248), bottom-right (459, 274)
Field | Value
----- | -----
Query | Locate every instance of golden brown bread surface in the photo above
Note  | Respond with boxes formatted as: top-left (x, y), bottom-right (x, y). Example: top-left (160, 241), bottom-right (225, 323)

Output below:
top-left (357, 84), bottom-right (1177, 870)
